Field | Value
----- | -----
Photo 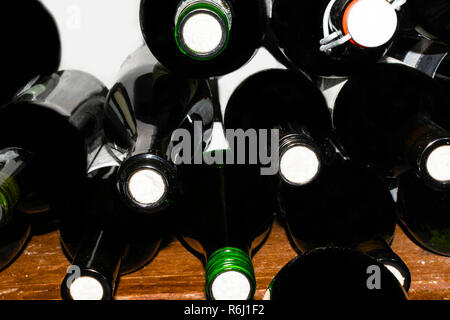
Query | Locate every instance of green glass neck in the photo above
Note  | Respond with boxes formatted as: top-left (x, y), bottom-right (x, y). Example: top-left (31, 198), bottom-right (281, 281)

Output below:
top-left (0, 148), bottom-right (29, 226)
top-left (175, 0), bottom-right (231, 60)
top-left (205, 247), bottom-right (256, 300)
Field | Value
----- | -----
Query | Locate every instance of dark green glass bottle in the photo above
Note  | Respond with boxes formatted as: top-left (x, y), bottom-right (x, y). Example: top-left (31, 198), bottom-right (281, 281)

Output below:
top-left (140, 0), bottom-right (267, 77)
top-left (0, 70), bottom-right (107, 231)
top-left (60, 162), bottom-right (168, 300)
top-left (271, 0), bottom-right (401, 76)
top-left (104, 46), bottom-right (214, 214)
top-left (225, 69), bottom-right (334, 188)
top-left (265, 248), bottom-right (408, 300)
top-left (174, 127), bottom-right (275, 299)
top-left (277, 160), bottom-right (411, 291)
top-left (333, 63), bottom-right (450, 190)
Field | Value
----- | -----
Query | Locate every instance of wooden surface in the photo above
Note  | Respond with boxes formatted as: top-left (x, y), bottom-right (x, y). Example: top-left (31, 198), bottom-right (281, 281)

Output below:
top-left (0, 222), bottom-right (448, 300)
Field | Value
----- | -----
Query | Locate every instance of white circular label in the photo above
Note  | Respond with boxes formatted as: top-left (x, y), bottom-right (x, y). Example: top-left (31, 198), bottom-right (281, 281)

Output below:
top-left (69, 276), bottom-right (104, 300)
top-left (181, 12), bottom-right (225, 55)
top-left (211, 271), bottom-right (252, 300)
top-left (345, 0), bottom-right (398, 48)
top-left (426, 145), bottom-right (450, 182)
top-left (128, 169), bottom-right (167, 205)
top-left (280, 146), bottom-right (320, 185)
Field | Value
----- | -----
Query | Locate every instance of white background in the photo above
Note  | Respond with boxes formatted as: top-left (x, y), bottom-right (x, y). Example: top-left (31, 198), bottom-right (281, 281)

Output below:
top-left (41, 0), bottom-right (144, 88)
top-left (39, 0), bottom-right (284, 113)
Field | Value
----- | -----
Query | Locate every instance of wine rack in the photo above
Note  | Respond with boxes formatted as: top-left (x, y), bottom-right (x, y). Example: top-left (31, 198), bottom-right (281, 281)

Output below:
top-left (0, 223), bottom-right (447, 300)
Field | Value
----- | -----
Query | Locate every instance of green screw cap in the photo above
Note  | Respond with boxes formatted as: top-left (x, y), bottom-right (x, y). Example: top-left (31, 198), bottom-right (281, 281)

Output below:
top-left (205, 247), bottom-right (256, 300)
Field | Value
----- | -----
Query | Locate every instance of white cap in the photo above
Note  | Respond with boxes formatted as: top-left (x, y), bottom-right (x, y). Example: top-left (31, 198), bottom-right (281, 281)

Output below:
top-left (181, 12), bottom-right (226, 56)
top-left (211, 271), bottom-right (252, 300)
top-left (262, 288), bottom-right (272, 300)
top-left (280, 146), bottom-right (320, 185)
top-left (127, 169), bottom-right (167, 205)
top-left (384, 264), bottom-right (406, 287)
top-left (426, 145), bottom-right (450, 182)
top-left (69, 276), bottom-right (104, 300)
top-left (344, 0), bottom-right (398, 48)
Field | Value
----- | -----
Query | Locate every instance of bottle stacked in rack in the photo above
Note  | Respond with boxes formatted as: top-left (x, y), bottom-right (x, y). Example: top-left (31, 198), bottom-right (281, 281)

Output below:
top-left (333, 63), bottom-right (450, 257)
top-left (140, 0), bottom-right (267, 78)
top-left (270, 0), bottom-right (404, 76)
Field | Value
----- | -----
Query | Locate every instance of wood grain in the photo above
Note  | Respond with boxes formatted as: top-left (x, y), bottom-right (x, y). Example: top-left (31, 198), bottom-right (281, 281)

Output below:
top-left (0, 223), bottom-right (447, 300)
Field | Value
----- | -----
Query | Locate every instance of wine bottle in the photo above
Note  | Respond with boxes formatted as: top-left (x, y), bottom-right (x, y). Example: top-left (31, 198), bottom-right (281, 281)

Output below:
top-left (271, 0), bottom-right (403, 76)
top-left (104, 47), bottom-right (214, 214)
top-left (264, 248), bottom-right (407, 300)
top-left (397, 170), bottom-right (450, 256)
top-left (224, 69), bottom-right (334, 187)
top-left (333, 63), bottom-right (450, 189)
top-left (174, 124), bottom-right (275, 300)
top-left (0, 70), bottom-right (108, 220)
top-left (404, 0), bottom-right (450, 45)
top-left (1, 0), bottom-right (60, 106)
top-left (277, 161), bottom-right (411, 290)
top-left (60, 163), bottom-right (166, 300)
top-left (139, 0), bottom-right (267, 78)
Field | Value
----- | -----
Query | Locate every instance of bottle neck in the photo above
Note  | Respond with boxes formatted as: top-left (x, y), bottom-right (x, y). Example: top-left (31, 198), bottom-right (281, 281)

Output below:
top-left (205, 247), bottom-right (256, 300)
top-left (117, 154), bottom-right (176, 214)
top-left (175, 0), bottom-right (232, 60)
top-left (402, 115), bottom-right (450, 188)
top-left (62, 227), bottom-right (124, 300)
top-left (0, 148), bottom-right (32, 227)
top-left (278, 132), bottom-right (322, 186)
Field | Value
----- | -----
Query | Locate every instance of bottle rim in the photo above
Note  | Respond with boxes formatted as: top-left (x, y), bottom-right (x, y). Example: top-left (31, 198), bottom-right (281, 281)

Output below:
top-left (62, 268), bottom-right (112, 301)
top-left (174, 2), bottom-right (231, 60)
top-left (127, 168), bottom-right (167, 206)
top-left (418, 137), bottom-right (450, 189)
top-left (117, 154), bottom-right (176, 213)
top-left (279, 145), bottom-right (321, 186)
top-left (278, 135), bottom-right (322, 186)
top-left (205, 247), bottom-right (256, 300)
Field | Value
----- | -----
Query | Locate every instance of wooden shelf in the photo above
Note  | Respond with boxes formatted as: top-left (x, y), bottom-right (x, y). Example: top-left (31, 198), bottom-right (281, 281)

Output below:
top-left (0, 223), bottom-right (448, 300)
